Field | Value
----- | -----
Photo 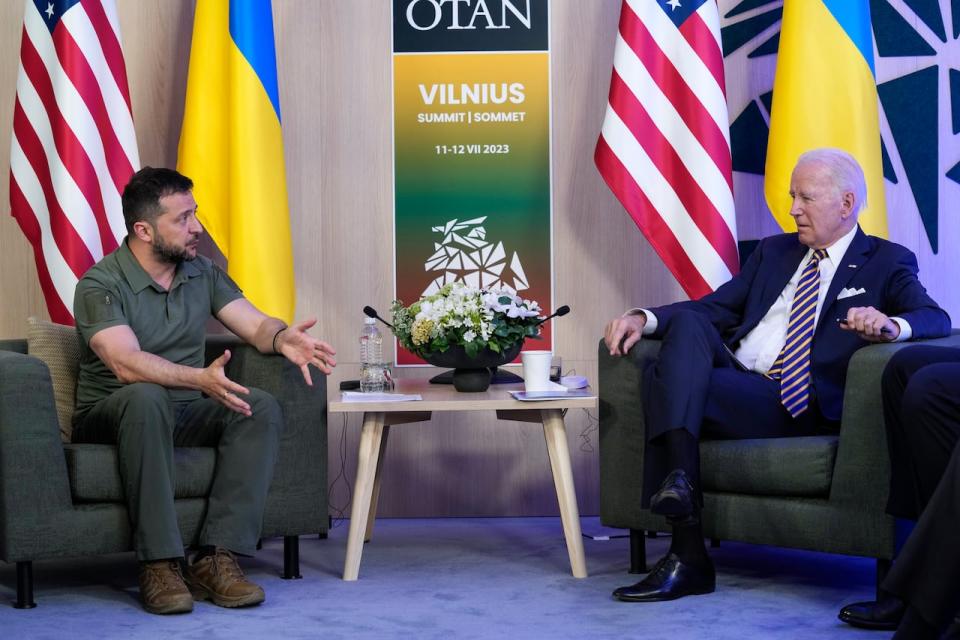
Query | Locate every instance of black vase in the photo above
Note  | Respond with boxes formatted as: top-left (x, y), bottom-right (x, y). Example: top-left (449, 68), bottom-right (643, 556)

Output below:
top-left (420, 342), bottom-right (523, 392)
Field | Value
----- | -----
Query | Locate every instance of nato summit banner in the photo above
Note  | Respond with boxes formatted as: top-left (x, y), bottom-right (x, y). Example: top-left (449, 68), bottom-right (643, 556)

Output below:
top-left (392, 0), bottom-right (552, 365)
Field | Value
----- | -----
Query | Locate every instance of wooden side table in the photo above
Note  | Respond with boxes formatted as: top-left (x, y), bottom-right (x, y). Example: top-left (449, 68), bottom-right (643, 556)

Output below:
top-left (329, 379), bottom-right (597, 580)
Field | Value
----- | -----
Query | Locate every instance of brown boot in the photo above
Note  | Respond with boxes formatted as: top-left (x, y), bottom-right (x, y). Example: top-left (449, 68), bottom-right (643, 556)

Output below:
top-left (186, 547), bottom-right (265, 608)
top-left (139, 560), bottom-right (193, 615)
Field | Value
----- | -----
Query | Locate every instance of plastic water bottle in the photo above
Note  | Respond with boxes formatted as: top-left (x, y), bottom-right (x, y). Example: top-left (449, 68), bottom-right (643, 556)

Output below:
top-left (359, 318), bottom-right (385, 392)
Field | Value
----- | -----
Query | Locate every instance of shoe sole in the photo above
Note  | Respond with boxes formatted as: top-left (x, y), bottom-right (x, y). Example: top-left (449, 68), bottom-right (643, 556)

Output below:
top-left (613, 585), bottom-right (715, 603)
top-left (143, 596), bottom-right (194, 615)
top-left (190, 587), bottom-right (265, 608)
top-left (836, 613), bottom-right (899, 630)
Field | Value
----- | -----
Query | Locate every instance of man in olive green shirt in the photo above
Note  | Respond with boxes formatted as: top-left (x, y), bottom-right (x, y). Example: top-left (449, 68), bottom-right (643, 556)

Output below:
top-left (72, 167), bottom-right (337, 615)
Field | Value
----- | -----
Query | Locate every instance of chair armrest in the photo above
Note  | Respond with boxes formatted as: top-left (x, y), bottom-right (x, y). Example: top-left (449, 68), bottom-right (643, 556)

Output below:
top-left (598, 338), bottom-right (661, 527)
top-left (830, 334), bottom-right (960, 505)
top-left (0, 339), bottom-right (26, 354)
top-left (599, 333), bottom-right (960, 518)
top-left (0, 350), bottom-right (74, 560)
top-left (218, 339), bottom-right (329, 535)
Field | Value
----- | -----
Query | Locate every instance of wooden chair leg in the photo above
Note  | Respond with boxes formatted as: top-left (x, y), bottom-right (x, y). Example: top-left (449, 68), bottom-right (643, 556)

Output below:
top-left (282, 536), bottom-right (302, 580)
top-left (14, 561), bottom-right (36, 609)
top-left (629, 528), bottom-right (647, 574)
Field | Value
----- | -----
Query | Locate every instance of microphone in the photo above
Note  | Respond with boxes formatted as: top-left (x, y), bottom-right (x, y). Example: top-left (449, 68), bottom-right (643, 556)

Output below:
top-left (363, 305), bottom-right (394, 329)
top-left (537, 305), bottom-right (570, 325)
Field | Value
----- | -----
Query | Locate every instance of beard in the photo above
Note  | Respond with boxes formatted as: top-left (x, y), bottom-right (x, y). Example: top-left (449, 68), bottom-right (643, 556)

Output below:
top-left (152, 234), bottom-right (196, 264)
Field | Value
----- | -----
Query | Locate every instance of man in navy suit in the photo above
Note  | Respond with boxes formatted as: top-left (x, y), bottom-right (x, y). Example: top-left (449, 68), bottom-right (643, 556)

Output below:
top-left (838, 346), bottom-right (960, 637)
top-left (603, 148), bottom-right (951, 602)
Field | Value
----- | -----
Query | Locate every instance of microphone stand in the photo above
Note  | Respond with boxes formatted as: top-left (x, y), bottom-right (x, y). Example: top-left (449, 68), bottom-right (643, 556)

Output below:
top-left (363, 305), bottom-right (393, 328)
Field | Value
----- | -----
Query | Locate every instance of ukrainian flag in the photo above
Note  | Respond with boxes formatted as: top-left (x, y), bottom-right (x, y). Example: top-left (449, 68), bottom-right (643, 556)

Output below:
top-left (765, 0), bottom-right (887, 237)
top-left (177, 0), bottom-right (294, 322)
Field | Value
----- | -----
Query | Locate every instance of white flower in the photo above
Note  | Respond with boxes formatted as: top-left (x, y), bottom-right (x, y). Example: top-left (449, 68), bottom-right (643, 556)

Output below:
top-left (394, 279), bottom-right (543, 353)
top-left (482, 292), bottom-right (510, 313)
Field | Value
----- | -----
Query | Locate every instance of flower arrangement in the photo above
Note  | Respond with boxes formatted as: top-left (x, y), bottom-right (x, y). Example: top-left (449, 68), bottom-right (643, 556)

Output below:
top-left (391, 281), bottom-right (543, 359)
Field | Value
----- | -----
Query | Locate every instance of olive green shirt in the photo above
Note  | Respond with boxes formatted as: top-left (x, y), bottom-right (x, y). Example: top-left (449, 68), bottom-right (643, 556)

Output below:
top-left (73, 239), bottom-right (244, 415)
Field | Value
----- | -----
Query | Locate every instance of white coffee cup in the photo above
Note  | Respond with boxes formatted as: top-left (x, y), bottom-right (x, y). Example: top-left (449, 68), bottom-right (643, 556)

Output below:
top-left (521, 350), bottom-right (553, 391)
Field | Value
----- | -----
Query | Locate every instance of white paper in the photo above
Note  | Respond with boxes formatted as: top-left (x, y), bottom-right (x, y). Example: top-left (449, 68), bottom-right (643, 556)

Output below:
top-left (509, 389), bottom-right (594, 401)
top-left (341, 392), bottom-right (422, 403)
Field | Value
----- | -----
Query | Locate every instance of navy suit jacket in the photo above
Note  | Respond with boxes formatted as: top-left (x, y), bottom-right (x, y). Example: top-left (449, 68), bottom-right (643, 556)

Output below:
top-left (648, 228), bottom-right (951, 421)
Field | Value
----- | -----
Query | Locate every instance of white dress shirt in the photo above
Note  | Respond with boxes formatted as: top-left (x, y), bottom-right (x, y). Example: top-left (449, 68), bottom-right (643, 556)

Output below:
top-left (631, 225), bottom-right (911, 375)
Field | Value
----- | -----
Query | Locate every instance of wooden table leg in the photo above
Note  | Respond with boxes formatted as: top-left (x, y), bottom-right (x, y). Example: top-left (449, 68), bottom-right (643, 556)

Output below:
top-left (541, 409), bottom-right (588, 578)
top-left (343, 412), bottom-right (385, 581)
top-left (364, 424), bottom-right (390, 542)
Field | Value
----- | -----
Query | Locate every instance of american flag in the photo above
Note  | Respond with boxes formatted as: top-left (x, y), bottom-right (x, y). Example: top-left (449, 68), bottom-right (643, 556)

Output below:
top-left (595, 0), bottom-right (738, 299)
top-left (10, 0), bottom-right (139, 325)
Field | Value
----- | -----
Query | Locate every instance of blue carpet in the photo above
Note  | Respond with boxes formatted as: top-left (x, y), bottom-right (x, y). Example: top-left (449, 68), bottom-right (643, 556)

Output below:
top-left (0, 517), bottom-right (890, 639)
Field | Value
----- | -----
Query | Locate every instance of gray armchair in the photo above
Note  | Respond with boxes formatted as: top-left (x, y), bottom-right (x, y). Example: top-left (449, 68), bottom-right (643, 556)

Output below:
top-left (0, 333), bottom-right (328, 608)
top-left (598, 333), bottom-right (960, 593)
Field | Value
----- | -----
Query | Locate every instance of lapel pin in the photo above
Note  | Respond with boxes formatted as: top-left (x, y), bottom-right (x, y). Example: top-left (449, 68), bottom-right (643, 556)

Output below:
top-left (848, 264), bottom-right (858, 268)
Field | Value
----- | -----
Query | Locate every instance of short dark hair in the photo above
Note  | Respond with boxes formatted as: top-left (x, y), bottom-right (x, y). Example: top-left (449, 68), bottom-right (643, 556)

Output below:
top-left (121, 167), bottom-right (194, 234)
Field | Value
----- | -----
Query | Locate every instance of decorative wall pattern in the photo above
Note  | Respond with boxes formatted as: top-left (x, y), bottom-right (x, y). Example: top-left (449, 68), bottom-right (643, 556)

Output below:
top-left (722, 0), bottom-right (957, 258)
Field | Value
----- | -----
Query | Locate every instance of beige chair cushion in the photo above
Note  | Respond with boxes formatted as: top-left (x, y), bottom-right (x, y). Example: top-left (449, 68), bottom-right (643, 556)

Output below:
top-left (27, 317), bottom-right (81, 442)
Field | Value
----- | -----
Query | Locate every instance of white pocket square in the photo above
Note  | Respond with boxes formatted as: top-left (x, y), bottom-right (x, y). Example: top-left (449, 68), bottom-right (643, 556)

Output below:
top-left (837, 287), bottom-right (866, 300)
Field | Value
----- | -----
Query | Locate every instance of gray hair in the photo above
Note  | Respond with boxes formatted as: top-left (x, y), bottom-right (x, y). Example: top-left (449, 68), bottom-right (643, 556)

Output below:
top-left (796, 148), bottom-right (867, 214)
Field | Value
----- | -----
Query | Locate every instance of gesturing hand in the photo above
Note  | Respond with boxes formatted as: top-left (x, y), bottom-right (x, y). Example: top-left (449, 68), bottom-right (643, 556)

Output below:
top-left (202, 350), bottom-right (252, 415)
top-left (275, 317), bottom-right (338, 386)
top-left (604, 313), bottom-right (647, 356)
top-left (839, 306), bottom-right (900, 343)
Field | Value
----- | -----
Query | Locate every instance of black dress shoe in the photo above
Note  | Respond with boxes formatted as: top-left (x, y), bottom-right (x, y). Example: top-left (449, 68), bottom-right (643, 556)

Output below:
top-left (612, 553), bottom-right (715, 602)
top-left (650, 469), bottom-right (695, 517)
top-left (838, 595), bottom-right (906, 630)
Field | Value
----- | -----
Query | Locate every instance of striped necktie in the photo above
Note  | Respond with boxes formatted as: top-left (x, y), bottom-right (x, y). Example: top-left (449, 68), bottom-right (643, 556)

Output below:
top-left (767, 249), bottom-right (829, 417)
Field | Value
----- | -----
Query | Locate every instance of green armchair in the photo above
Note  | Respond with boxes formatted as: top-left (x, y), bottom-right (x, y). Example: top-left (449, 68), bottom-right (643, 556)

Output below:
top-left (0, 332), bottom-right (328, 608)
top-left (598, 333), bottom-right (960, 594)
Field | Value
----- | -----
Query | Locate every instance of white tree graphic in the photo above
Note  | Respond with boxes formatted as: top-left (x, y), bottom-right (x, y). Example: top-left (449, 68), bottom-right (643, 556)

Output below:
top-left (422, 217), bottom-right (530, 296)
